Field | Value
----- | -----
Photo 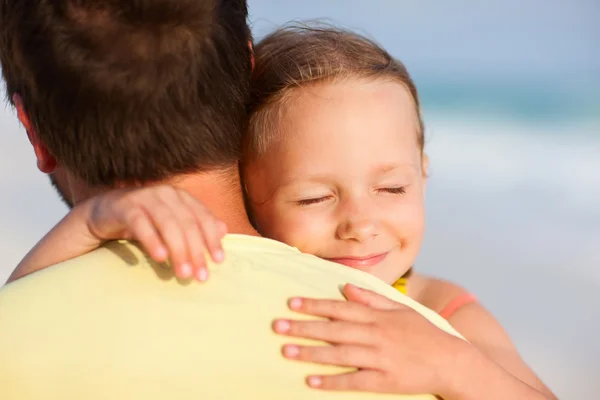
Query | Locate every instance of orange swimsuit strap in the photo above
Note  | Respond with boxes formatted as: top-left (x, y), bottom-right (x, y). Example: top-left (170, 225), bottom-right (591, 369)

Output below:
top-left (391, 268), bottom-right (478, 319)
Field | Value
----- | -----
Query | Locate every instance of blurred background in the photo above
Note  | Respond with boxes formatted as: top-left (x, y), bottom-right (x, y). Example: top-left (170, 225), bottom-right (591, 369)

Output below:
top-left (1, 0), bottom-right (598, 398)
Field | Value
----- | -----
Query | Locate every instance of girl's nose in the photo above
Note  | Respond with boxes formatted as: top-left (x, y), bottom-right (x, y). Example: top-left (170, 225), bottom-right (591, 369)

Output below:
top-left (336, 216), bottom-right (378, 242)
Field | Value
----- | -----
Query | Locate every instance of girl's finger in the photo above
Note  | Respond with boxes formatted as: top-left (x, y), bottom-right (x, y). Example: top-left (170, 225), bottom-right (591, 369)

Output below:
top-left (273, 319), bottom-right (378, 346)
top-left (343, 284), bottom-right (404, 311)
top-left (123, 208), bottom-right (168, 262)
top-left (161, 199), bottom-right (209, 281)
top-left (180, 191), bottom-right (225, 264)
top-left (282, 344), bottom-right (379, 370)
top-left (306, 370), bottom-right (387, 393)
top-left (139, 194), bottom-right (193, 280)
top-left (217, 220), bottom-right (228, 236)
top-left (287, 297), bottom-right (376, 323)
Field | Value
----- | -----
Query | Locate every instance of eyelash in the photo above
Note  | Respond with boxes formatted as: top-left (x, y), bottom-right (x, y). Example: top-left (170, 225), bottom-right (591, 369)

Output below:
top-left (296, 187), bottom-right (405, 206)
top-left (297, 196), bottom-right (330, 206)
top-left (379, 187), bottom-right (406, 194)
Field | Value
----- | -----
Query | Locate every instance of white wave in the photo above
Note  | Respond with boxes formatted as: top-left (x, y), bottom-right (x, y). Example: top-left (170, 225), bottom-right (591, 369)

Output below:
top-left (424, 114), bottom-right (600, 210)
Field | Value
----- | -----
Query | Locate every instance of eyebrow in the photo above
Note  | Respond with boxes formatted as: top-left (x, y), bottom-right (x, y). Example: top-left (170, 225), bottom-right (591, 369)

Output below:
top-left (277, 174), bottom-right (333, 190)
top-left (373, 163), bottom-right (420, 175)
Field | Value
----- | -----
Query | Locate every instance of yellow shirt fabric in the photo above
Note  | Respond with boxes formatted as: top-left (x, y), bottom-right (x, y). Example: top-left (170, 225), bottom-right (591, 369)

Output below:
top-left (0, 234), bottom-right (462, 399)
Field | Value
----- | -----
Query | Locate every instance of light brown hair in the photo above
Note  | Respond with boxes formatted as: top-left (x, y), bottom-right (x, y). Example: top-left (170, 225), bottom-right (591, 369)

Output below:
top-left (244, 24), bottom-right (425, 161)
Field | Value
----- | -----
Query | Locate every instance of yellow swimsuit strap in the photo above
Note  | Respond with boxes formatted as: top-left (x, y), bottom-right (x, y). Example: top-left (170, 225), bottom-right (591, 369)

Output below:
top-left (391, 268), bottom-right (413, 295)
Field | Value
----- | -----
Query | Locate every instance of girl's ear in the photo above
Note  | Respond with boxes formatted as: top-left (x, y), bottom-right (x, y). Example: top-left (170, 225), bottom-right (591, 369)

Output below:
top-left (422, 153), bottom-right (429, 197)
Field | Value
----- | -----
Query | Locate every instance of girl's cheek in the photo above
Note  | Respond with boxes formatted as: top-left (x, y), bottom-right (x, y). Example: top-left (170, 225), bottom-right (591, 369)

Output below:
top-left (283, 211), bottom-right (332, 253)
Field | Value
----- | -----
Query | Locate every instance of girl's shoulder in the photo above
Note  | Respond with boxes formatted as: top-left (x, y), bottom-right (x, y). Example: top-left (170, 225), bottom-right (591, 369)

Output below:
top-left (410, 273), bottom-right (476, 318)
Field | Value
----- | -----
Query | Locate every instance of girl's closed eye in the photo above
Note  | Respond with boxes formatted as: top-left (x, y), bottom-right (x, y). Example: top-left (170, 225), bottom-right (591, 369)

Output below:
top-left (378, 186), bottom-right (407, 195)
top-left (296, 195), bottom-right (332, 206)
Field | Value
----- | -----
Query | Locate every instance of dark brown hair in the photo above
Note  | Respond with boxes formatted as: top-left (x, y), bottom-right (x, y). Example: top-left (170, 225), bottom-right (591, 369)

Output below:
top-left (245, 24), bottom-right (424, 160)
top-left (0, 0), bottom-right (251, 186)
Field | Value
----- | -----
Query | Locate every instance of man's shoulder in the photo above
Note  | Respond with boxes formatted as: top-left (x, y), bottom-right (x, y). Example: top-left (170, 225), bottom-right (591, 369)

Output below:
top-left (221, 235), bottom-right (463, 338)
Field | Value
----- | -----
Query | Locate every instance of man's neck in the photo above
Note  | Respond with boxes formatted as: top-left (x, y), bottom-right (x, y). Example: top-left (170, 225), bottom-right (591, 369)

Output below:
top-left (168, 168), bottom-right (259, 237)
top-left (64, 165), bottom-right (259, 236)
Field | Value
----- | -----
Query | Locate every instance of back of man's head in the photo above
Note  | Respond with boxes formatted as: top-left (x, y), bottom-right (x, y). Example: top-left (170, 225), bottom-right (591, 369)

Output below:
top-left (0, 0), bottom-right (251, 187)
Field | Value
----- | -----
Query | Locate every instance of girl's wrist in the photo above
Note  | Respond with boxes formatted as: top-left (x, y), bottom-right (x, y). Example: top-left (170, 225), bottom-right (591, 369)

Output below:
top-left (435, 337), bottom-right (481, 399)
top-left (64, 196), bottom-right (108, 245)
top-left (436, 339), bottom-right (551, 400)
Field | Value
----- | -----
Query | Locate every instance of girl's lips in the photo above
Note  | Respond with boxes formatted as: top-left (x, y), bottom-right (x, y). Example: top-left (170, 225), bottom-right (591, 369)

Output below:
top-left (325, 252), bottom-right (389, 269)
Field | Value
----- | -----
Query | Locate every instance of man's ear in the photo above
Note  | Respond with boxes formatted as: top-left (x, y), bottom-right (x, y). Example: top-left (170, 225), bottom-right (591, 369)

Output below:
top-left (12, 94), bottom-right (57, 174)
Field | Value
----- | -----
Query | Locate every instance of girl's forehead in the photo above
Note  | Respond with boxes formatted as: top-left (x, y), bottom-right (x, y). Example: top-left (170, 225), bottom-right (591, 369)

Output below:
top-left (279, 79), bottom-right (418, 138)
top-left (275, 83), bottom-right (417, 155)
top-left (265, 134), bottom-right (422, 188)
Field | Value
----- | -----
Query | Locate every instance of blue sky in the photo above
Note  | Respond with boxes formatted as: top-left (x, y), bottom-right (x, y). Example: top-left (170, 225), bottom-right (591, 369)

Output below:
top-left (249, 0), bottom-right (599, 82)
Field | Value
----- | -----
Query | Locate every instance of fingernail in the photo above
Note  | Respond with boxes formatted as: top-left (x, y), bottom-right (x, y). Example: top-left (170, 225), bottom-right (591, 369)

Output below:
top-left (196, 268), bottom-right (208, 282)
top-left (213, 249), bottom-right (224, 263)
top-left (155, 247), bottom-right (168, 260)
top-left (179, 263), bottom-right (192, 278)
top-left (307, 376), bottom-right (322, 387)
top-left (289, 297), bottom-right (302, 310)
top-left (282, 345), bottom-right (299, 358)
top-left (273, 319), bottom-right (290, 333)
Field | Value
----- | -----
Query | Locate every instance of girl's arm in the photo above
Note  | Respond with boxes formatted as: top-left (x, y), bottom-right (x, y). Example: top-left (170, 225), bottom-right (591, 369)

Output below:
top-left (9, 200), bottom-right (109, 283)
top-left (7, 185), bottom-right (227, 284)
top-left (445, 302), bottom-right (556, 399)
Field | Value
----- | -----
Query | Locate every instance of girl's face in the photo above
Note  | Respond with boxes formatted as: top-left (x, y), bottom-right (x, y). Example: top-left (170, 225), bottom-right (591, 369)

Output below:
top-left (245, 78), bottom-right (427, 284)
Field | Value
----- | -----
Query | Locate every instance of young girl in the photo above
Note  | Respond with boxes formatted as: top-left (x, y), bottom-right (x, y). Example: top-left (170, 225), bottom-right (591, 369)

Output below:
top-left (11, 26), bottom-right (555, 399)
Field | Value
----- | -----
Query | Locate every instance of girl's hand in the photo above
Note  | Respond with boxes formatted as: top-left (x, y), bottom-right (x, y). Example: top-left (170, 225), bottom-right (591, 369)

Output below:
top-left (272, 284), bottom-right (466, 396)
top-left (86, 185), bottom-right (228, 281)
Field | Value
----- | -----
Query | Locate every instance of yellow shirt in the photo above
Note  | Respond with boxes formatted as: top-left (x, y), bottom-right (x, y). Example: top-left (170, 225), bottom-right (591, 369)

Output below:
top-left (0, 234), bottom-right (461, 399)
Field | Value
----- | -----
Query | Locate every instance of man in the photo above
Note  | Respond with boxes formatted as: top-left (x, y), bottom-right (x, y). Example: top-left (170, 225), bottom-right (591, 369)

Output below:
top-left (0, 1), bottom-right (461, 399)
